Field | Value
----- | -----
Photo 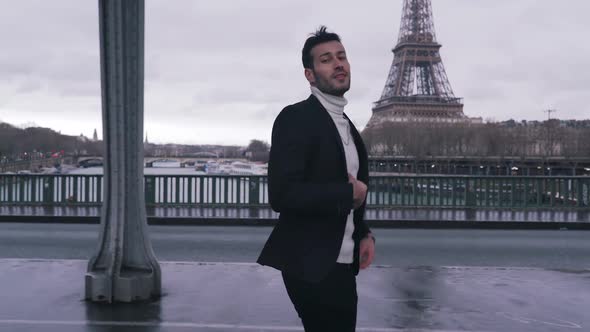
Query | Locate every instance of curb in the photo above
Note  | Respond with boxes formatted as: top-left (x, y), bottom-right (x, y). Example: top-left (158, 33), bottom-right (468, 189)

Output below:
top-left (1, 215), bottom-right (589, 230)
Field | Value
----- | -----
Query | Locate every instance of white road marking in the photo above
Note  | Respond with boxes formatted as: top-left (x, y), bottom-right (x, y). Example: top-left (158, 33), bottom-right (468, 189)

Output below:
top-left (496, 312), bottom-right (582, 329)
top-left (1, 259), bottom-right (577, 271)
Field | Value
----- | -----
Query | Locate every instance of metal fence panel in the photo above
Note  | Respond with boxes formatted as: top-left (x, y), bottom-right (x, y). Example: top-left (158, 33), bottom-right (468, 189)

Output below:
top-left (0, 174), bottom-right (588, 209)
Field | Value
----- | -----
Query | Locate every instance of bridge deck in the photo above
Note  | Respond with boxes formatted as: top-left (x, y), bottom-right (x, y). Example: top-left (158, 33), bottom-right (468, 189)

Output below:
top-left (0, 259), bottom-right (587, 332)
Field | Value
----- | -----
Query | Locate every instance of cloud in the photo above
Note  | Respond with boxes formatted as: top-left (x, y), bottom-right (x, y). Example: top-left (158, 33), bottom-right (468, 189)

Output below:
top-left (0, 0), bottom-right (588, 145)
top-left (14, 78), bottom-right (43, 94)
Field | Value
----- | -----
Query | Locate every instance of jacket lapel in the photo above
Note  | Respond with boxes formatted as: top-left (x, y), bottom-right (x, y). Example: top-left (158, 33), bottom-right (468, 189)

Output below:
top-left (344, 113), bottom-right (368, 182)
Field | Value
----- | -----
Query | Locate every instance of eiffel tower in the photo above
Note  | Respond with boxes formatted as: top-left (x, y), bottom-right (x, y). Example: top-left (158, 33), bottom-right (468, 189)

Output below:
top-left (366, 0), bottom-right (468, 128)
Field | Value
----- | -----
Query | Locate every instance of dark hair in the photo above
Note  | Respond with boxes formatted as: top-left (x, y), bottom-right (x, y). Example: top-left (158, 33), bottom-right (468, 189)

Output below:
top-left (301, 26), bottom-right (341, 69)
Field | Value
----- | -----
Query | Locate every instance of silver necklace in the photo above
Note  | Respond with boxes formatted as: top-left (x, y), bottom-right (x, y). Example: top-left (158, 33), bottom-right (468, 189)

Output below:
top-left (342, 117), bottom-right (351, 146)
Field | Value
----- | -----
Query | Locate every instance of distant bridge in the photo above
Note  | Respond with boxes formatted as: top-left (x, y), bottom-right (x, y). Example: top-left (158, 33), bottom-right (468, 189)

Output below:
top-left (6, 155), bottom-right (589, 177)
top-left (0, 155), bottom-right (240, 173)
top-left (144, 157), bottom-right (247, 167)
top-left (76, 156), bottom-right (247, 167)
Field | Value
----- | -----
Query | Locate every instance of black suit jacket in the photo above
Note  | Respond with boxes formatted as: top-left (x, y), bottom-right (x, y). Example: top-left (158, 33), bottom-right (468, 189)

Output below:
top-left (257, 94), bottom-right (371, 283)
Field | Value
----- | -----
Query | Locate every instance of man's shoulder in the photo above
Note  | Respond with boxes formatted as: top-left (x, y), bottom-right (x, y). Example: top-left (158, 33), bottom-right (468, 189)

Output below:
top-left (283, 96), bottom-right (316, 112)
top-left (276, 95), bottom-right (319, 121)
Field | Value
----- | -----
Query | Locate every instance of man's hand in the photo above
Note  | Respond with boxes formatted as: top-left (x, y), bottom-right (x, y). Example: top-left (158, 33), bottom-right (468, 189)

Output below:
top-left (348, 173), bottom-right (367, 210)
top-left (359, 234), bottom-right (375, 270)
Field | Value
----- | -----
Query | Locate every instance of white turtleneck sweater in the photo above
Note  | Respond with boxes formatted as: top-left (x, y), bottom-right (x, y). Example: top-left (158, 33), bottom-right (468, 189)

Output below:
top-left (310, 86), bottom-right (358, 264)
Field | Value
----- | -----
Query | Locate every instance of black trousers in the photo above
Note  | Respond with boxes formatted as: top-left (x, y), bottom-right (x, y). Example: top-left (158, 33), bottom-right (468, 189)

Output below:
top-left (282, 263), bottom-right (358, 332)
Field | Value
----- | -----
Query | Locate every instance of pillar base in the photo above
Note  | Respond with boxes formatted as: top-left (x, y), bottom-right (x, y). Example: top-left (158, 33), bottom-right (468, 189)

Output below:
top-left (85, 268), bottom-right (160, 303)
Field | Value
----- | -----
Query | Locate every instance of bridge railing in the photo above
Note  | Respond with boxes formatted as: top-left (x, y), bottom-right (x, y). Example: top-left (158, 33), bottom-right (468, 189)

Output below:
top-left (144, 175), bottom-right (268, 205)
top-left (0, 174), bottom-right (588, 208)
top-left (367, 176), bottom-right (590, 208)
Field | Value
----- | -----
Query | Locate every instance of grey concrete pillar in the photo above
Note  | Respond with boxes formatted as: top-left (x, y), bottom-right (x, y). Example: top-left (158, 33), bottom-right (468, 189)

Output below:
top-left (86, 0), bottom-right (161, 303)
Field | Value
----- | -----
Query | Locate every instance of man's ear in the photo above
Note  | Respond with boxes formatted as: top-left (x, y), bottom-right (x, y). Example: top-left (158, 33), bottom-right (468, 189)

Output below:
top-left (304, 68), bottom-right (316, 85)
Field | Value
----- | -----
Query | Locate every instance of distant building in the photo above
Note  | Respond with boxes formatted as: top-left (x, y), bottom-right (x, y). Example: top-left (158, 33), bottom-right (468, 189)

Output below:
top-left (77, 133), bottom-right (89, 142)
top-left (365, 0), bottom-right (481, 132)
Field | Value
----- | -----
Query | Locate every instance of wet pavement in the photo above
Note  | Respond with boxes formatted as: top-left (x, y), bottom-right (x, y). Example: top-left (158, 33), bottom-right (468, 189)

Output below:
top-left (0, 259), bottom-right (588, 332)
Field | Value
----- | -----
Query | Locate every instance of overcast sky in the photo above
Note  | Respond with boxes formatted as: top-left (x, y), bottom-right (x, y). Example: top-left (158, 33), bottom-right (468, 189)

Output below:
top-left (1, 0), bottom-right (589, 145)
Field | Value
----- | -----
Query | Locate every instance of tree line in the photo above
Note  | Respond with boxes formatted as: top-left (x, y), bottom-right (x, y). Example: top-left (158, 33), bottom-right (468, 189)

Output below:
top-left (361, 120), bottom-right (590, 158)
top-left (0, 121), bottom-right (271, 162)
top-left (0, 122), bottom-right (102, 161)
top-left (4, 119), bottom-right (587, 163)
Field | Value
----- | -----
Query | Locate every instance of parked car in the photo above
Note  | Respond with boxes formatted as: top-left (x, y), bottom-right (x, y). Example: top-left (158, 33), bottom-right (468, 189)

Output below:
top-left (78, 159), bottom-right (103, 168)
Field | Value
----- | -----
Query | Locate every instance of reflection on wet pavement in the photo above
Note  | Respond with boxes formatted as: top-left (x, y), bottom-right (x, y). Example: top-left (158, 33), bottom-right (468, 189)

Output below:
top-left (0, 259), bottom-right (588, 331)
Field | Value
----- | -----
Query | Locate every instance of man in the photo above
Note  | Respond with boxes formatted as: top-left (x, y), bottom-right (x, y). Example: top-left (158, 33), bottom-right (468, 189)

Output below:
top-left (257, 26), bottom-right (375, 331)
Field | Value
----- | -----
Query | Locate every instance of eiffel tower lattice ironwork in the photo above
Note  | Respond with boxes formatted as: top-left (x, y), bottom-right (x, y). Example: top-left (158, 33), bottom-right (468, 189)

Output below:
top-left (367, 0), bottom-right (466, 127)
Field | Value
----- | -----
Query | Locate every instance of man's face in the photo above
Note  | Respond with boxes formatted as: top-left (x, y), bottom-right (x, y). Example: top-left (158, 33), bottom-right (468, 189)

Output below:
top-left (305, 40), bottom-right (351, 96)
